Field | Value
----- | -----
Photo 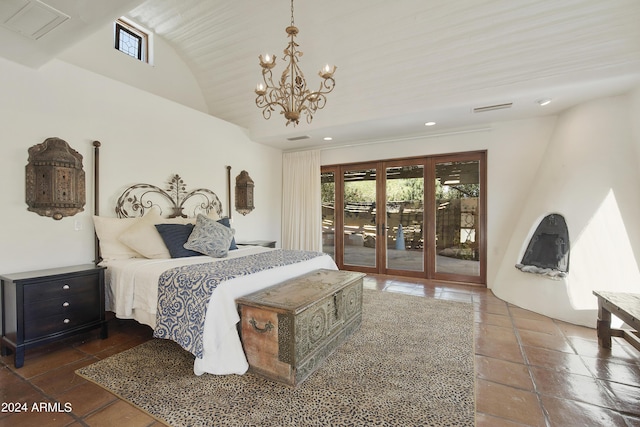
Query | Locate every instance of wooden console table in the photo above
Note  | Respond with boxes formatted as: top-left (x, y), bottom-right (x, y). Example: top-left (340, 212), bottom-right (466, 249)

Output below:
top-left (593, 291), bottom-right (640, 352)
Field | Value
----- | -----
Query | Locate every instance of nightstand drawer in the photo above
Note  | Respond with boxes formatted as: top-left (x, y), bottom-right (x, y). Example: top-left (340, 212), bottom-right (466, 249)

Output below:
top-left (23, 274), bottom-right (98, 302)
top-left (24, 310), bottom-right (101, 341)
top-left (24, 288), bottom-right (99, 322)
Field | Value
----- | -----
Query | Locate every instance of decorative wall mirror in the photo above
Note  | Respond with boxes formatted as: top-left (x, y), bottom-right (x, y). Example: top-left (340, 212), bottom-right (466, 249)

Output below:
top-left (25, 137), bottom-right (86, 220)
top-left (235, 170), bottom-right (255, 215)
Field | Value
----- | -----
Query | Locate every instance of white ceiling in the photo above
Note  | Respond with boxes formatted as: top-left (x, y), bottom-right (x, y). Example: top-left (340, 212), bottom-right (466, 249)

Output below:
top-left (2, 0), bottom-right (640, 150)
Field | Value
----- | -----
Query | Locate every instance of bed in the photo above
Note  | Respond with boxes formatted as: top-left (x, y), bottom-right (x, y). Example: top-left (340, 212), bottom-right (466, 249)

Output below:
top-left (92, 164), bottom-right (337, 376)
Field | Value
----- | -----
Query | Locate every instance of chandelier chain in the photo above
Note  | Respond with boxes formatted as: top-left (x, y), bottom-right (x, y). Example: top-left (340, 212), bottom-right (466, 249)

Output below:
top-left (290, 0), bottom-right (294, 27)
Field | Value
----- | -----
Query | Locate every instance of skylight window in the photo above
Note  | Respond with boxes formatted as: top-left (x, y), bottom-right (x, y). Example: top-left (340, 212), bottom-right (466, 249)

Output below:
top-left (114, 18), bottom-right (150, 63)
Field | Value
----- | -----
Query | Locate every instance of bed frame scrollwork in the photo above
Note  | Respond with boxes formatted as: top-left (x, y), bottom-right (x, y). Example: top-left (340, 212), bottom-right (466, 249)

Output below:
top-left (115, 174), bottom-right (223, 219)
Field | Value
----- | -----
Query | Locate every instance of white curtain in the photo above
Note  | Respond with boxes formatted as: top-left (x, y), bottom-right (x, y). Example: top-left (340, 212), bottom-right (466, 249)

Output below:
top-left (282, 150), bottom-right (322, 251)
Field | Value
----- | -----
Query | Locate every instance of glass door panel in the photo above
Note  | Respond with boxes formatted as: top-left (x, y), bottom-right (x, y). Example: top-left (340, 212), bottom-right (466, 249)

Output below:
top-left (385, 164), bottom-right (424, 272)
top-left (434, 159), bottom-right (481, 278)
top-left (343, 166), bottom-right (377, 268)
top-left (323, 151), bottom-right (485, 284)
top-left (321, 170), bottom-right (335, 260)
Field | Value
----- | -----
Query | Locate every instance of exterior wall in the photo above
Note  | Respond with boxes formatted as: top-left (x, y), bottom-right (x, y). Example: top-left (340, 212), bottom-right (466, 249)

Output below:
top-left (0, 57), bottom-right (282, 274)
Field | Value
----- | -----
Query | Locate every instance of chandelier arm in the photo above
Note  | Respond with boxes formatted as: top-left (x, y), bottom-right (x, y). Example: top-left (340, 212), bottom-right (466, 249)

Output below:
top-left (256, 78), bottom-right (275, 121)
top-left (309, 78), bottom-right (336, 98)
top-left (256, 77), bottom-right (284, 120)
top-left (320, 77), bottom-right (336, 93)
top-left (257, 91), bottom-right (289, 116)
top-left (256, 69), bottom-right (291, 113)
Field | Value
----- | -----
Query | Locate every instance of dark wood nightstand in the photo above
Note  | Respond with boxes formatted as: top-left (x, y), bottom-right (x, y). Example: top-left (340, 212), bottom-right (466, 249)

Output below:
top-left (237, 240), bottom-right (277, 248)
top-left (0, 264), bottom-right (107, 368)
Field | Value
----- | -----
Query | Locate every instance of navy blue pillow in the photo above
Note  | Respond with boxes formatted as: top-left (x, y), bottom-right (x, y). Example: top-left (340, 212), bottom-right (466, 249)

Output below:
top-left (155, 223), bottom-right (202, 258)
top-left (217, 217), bottom-right (238, 250)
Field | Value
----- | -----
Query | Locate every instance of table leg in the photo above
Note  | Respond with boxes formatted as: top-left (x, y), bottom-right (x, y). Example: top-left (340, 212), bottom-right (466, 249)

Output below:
top-left (14, 346), bottom-right (24, 368)
top-left (0, 343), bottom-right (10, 357)
top-left (596, 299), bottom-right (612, 349)
top-left (100, 322), bottom-right (108, 339)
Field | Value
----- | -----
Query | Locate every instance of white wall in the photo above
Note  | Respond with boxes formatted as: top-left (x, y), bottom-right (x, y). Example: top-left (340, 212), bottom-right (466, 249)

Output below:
top-left (58, 22), bottom-right (208, 114)
top-left (320, 118), bottom-right (556, 286)
top-left (492, 91), bottom-right (640, 326)
top-left (321, 89), bottom-right (640, 326)
top-left (0, 56), bottom-right (282, 275)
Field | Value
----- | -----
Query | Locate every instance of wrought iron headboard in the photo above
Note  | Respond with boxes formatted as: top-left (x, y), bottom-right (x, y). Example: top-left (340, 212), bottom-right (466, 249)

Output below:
top-left (92, 141), bottom-right (231, 264)
top-left (115, 174), bottom-right (224, 219)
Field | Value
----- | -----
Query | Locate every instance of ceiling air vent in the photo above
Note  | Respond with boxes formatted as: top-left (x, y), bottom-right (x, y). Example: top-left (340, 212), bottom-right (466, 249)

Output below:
top-left (2, 0), bottom-right (69, 40)
top-left (472, 103), bottom-right (513, 113)
top-left (286, 135), bottom-right (310, 141)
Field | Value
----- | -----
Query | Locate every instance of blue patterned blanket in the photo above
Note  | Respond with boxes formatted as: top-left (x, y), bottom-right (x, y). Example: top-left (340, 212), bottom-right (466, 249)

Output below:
top-left (153, 249), bottom-right (324, 358)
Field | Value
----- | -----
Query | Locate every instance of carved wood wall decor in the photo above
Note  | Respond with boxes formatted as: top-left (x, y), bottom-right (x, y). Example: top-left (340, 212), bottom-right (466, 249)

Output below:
top-left (25, 137), bottom-right (86, 220)
top-left (235, 170), bottom-right (255, 216)
top-left (115, 174), bottom-right (223, 219)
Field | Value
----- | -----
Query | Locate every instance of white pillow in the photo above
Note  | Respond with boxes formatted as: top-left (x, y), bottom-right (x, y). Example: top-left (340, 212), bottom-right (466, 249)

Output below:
top-left (118, 207), bottom-right (192, 259)
top-left (93, 216), bottom-right (143, 260)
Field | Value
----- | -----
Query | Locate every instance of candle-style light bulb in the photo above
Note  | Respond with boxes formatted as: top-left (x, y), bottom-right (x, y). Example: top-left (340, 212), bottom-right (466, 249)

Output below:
top-left (258, 53), bottom-right (276, 69)
top-left (319, 64), bottom-right (336, 79)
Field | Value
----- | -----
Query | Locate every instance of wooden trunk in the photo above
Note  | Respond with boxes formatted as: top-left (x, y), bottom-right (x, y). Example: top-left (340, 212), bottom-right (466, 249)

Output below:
top-left (237, 269), bottom-right (365, 387)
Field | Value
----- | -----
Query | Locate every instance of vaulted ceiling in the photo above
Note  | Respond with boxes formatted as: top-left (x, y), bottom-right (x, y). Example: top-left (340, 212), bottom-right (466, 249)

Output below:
top-left (2, 0), bottom-right (640, 150)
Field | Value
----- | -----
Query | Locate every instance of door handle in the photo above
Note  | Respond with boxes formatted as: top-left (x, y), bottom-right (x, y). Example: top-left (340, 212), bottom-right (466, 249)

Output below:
top-left (377, 223), bottom-right (386, 235)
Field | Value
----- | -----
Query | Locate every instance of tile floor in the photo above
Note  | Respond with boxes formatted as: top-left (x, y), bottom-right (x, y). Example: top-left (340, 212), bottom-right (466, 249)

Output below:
top-left (1, 274), bottom-right (639, 426)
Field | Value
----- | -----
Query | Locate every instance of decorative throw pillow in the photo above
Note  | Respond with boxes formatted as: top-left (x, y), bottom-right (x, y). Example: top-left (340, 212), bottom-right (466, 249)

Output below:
top-left (184, 214), bottom-right (235, 258)
top-left (118, 207), bottom-right (192, 259)
top-left (216, 217), bottom-right (238, 250)
top-left (93, 216), bottom-right (143, 260)
top-left (155, 223), bottom-right (202, 258)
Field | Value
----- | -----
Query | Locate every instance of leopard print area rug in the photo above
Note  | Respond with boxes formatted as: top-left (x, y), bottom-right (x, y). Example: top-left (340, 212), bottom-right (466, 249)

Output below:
top-left (77, 290), bottom-right (475, 426)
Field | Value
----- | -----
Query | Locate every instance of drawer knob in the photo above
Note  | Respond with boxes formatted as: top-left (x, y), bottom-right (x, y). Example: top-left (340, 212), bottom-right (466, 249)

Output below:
top-left (63, 318), bottom-right (70, 324)
top-left (62, 302), bottom-right (70, 307)
top-left (62, 284), bottom-right (70, 290)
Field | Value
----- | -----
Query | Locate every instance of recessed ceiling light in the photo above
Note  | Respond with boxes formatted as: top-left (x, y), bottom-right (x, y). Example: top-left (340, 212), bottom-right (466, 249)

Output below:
top-left (536, 98), bottom-right (552, 106)
top-left (323, 137), bottom-right (333, 141)
top-left (424, 121), bottom-right (436, 126)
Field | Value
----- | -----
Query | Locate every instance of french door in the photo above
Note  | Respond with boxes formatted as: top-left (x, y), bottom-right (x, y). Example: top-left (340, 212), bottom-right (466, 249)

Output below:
top-left (321, 151), bottom-right (486, 285)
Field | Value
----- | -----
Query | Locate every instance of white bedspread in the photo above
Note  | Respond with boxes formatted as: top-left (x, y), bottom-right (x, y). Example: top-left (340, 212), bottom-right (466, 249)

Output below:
top-left (102, 246), bottom-right (338, 375)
